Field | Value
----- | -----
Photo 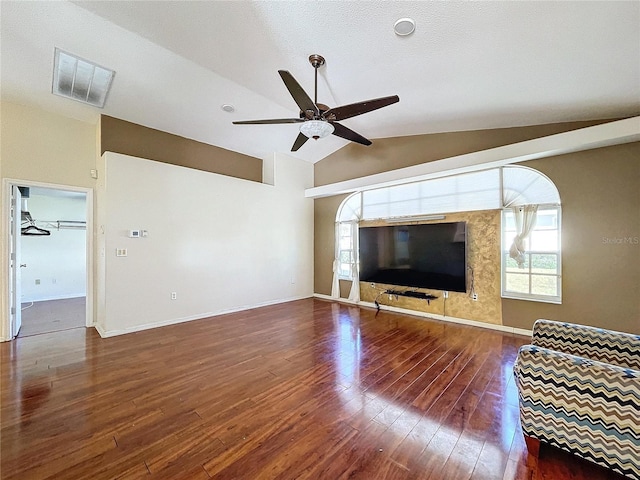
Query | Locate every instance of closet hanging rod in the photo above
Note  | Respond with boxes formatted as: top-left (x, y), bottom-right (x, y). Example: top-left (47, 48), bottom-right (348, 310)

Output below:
top-left (38, 220), bottom-right (87, 230)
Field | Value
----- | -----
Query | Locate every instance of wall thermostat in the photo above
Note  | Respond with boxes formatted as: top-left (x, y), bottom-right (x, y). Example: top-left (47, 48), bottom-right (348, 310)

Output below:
top-left (128, 230), bottom-right (141, 238)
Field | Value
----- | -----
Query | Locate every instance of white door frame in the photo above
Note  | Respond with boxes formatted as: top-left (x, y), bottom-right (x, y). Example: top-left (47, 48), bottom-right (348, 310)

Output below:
top-left (9, 185), bottom-right (23, 338)
top-left (1, 178), bottom-right (94, 341)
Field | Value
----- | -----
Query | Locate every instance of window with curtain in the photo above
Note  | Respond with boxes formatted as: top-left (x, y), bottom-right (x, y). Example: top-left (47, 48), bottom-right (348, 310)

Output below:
top-left (502, 206), bottom-right (562, 303)
top-left (337, 222), bottom-right (356, 280)
top-left (334, 166), bottom-right (561, 303)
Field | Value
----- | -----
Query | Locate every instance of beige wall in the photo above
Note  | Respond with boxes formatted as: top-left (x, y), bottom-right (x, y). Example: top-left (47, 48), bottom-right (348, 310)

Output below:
top-left (1, 102), bottom-right (97, 187)
top-left (504, 143), bottom-right (640, 334)
top-left (0, 102), bottom-right (98, 340)
top-left (313, 123), bottom-right (640, 334)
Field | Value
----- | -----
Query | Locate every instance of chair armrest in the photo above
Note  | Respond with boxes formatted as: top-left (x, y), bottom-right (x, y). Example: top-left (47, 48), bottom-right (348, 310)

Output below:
top-left (532, 319), bottom-right (640, 370)
top-left (514, 344), bottom-right (640, 479)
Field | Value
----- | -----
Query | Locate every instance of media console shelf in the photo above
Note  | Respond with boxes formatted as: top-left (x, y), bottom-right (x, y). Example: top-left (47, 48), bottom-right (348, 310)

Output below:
top-left (384, 289), bottom-right (438, 301)
top-left (374, 289), bottom-right (440, 312)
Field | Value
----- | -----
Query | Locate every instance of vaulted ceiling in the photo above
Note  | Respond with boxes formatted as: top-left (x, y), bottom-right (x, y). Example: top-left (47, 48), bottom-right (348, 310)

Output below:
top-left (2, 1), bottom-right (639, 163)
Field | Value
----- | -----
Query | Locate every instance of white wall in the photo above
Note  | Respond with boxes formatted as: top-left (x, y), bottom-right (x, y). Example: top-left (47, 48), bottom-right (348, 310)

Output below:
top-left (96, 152), bottom-right (314, 336)
top-left (21, 194), bottom-right (87, 302)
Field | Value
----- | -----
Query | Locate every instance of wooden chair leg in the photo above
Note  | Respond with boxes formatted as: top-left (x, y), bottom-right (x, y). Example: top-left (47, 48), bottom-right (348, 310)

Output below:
top-left (524, 435), bottom-right (540, 458)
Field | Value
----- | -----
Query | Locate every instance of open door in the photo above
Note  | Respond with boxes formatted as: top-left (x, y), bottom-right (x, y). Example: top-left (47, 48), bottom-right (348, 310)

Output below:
top-left (9, 185), bottom-right (22, 338)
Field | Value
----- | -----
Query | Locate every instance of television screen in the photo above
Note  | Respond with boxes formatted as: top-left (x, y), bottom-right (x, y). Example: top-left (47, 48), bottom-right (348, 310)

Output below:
top-left (359, 222), bottom-right (467, 292)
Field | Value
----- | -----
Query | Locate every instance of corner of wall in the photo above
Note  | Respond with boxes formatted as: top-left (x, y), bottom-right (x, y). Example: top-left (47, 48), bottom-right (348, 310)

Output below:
top-left (263, 153), bottom-right (275, 186)
top-left (94, 153), bottom-right (108, 333)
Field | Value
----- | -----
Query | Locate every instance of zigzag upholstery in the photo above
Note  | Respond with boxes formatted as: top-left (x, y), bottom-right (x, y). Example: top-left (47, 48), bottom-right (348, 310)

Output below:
top-left (514, 319), bottom-right (640, 479)
top-left (531, 319), bottom-right (640, 370)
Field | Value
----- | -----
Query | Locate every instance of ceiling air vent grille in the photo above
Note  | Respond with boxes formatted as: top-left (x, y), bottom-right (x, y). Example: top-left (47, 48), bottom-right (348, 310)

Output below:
top-left (52, 48), bottom-right (115, 108)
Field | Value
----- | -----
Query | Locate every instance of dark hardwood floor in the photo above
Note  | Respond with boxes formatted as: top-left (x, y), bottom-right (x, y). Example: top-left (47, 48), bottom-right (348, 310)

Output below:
top-left (0, 298), bottom-right (624, 479)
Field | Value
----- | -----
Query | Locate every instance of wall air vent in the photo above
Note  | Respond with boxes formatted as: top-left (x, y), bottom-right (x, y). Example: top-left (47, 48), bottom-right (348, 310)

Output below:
top-left (52, 48), bottom-right (115, 108)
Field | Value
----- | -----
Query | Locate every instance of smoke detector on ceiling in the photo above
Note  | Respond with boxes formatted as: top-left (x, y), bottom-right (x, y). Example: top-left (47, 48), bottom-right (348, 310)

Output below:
top-left (394, 18), bottom-right (416, 36)
top-left (52, 48), bottom-right (115, 108)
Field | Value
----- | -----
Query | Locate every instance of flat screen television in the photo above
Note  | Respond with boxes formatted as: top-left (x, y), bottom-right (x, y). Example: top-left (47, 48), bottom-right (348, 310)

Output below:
top-left (359, 222), bottom-right (467, 292)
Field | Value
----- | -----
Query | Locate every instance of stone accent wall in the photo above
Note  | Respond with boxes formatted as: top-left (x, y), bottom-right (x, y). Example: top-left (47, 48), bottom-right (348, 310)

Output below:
top-left (359, 209), bottom-right (502, 325)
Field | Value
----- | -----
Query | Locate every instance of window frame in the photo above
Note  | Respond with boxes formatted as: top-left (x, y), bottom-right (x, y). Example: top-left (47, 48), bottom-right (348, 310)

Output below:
top-left (501, 205), bottom-right (562, 304)
top-left (337, 221), bottom-right (356, 281)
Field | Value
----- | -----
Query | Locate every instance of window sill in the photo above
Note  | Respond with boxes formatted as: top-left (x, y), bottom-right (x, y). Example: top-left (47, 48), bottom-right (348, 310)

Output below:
top-left (501, 293), bottom-right (562, 305)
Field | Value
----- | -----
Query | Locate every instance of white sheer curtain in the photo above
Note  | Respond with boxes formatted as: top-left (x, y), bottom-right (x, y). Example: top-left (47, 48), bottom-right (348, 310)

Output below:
top-left (331, 222), bottom-right (341, 298)
top-left (509, 205), bottom-right (538, 268)
top-left (347, 220), bottom-right (360, 302)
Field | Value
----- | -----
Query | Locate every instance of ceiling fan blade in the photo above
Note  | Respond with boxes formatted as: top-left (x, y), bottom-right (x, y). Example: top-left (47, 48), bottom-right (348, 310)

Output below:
top-left (323, 95), bottom-right (399, 121)
top-left (233, 118), bottom-right (303, 125)
top-left (278, 70), bottom-right (319, 117)
top-left (291, 132), bottom-right (309, 152)
top-left (331, 122), bottom-right (372, 146)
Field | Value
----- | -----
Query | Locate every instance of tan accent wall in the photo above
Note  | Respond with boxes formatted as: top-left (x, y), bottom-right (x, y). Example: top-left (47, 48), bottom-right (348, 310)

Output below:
top-left (504, 143), bottom-right (640, 334)
top-left (100, 115), bottom-right (262, 183)
top-left (358, 211), bottom-right (502, 324)
top-left (314, 120), bottom-right (611, 187)
top-left (314, 194), bottom-right (348, 296)
top-left (313, 121), bottom-right (639, 334)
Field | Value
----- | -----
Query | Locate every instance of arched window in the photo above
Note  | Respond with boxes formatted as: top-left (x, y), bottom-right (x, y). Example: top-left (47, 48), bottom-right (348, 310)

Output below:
top-left (332, 166), bottom-right (561, 303)
top-left (333, 193), bottom-right (361, 300)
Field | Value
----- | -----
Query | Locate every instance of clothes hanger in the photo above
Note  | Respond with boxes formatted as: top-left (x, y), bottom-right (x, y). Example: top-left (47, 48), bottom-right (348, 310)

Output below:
top-left (21, 223), bottom-right (51, 236)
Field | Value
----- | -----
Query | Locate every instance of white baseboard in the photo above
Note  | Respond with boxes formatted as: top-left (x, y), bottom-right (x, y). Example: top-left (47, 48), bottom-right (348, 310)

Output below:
top-left (94, 323), bottom-right (108, 338)
top-left (313, 293), bottom-right (358, 305)
top-left (512, 326), bottom-right (534, 337)
top-left (22, 294), bottom-right (86, 303)
top-left (313, 293), bottom-right (532, 337)
top-left (96, 294), bottom-right (313, 338)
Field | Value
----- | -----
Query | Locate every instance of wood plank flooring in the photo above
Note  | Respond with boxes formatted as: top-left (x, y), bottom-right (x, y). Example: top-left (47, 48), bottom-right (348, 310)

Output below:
top-left (0, 298), bottom-right (624, 479)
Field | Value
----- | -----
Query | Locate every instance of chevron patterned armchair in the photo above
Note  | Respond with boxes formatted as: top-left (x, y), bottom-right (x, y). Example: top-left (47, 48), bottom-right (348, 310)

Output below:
top-left (514, 319), bottom-right (640, 479)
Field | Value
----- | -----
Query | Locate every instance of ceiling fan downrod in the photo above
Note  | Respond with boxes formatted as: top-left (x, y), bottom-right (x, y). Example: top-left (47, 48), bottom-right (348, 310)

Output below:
top-left (308, 54), bottom-right (325, 109)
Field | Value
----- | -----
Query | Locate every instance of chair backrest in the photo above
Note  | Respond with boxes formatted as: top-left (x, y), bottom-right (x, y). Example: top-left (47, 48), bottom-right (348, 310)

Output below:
top-left (532, 319), bottom-right (640, 370)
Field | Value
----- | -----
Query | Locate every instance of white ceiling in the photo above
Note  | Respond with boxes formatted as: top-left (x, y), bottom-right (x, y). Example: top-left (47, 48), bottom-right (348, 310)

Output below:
top-left (2, 1), bottom-right (639, 163)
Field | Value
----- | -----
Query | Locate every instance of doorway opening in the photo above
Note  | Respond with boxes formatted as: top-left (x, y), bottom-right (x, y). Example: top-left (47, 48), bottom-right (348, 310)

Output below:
top-left (4, 180), bottom-right (93, 340)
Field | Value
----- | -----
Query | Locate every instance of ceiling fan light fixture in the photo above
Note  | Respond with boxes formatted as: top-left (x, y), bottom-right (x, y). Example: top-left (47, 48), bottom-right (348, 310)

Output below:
top-left (300, 120), bottom-right (334, 140)
top-left (394, 18), bottom-right (416, 36)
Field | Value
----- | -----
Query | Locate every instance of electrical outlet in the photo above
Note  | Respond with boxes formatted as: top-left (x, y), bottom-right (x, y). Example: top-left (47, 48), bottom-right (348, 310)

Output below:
top-left (443, 291), bottom-right (449, 299)
top-left (35, 279), bottom-right (40, 285)
top-left (171, 292), bottom-right (177, 300)
top-left (472, 293), bottom-right (478, 301)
